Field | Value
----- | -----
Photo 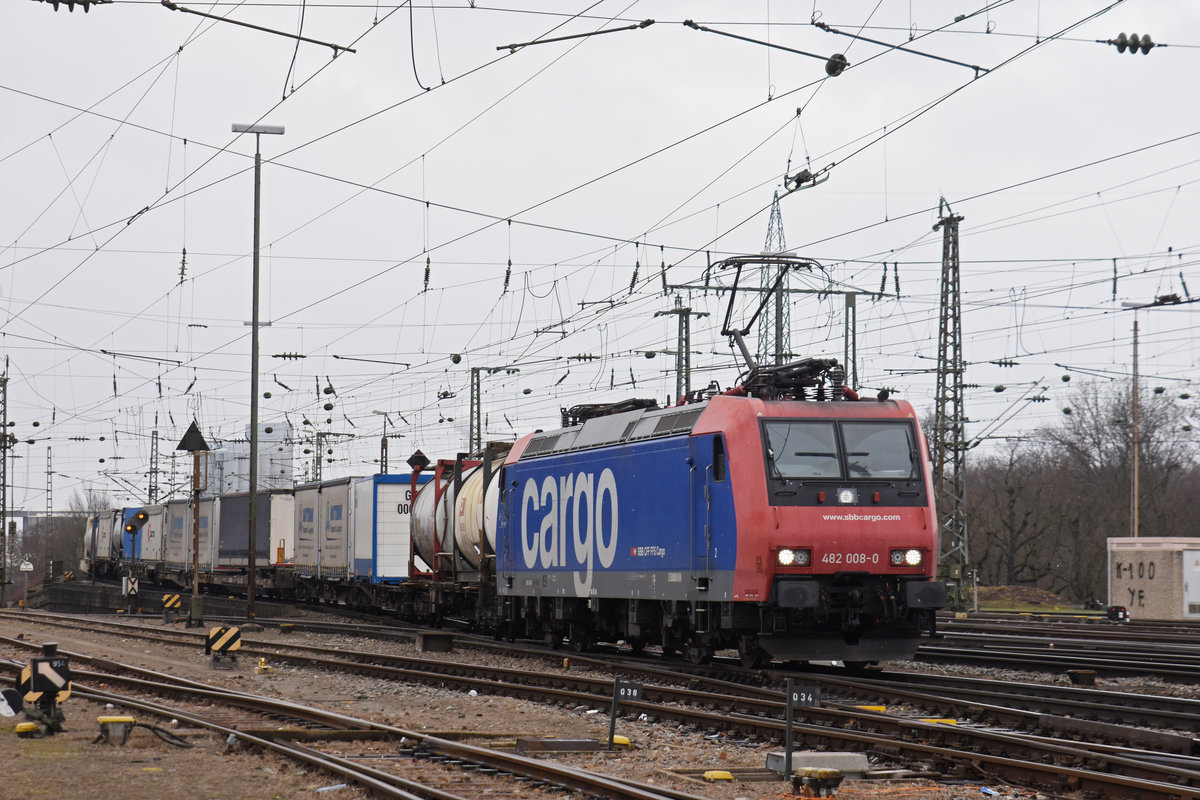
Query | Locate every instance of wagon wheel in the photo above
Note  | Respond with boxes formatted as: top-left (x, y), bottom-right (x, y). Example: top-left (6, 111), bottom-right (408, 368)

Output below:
top-left (686, 643), bottom-right (714, 665)
top-left (737, 636), bottom-right (768, 668)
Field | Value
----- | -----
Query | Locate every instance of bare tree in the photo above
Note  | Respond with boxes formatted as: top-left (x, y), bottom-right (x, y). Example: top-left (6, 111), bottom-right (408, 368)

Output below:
top-left (988, 382), bottom-right (1200, 602)
top-left (966, 442), bottom-right (1057, 587)
top-left (965, 381), bottom-right (1197, 603)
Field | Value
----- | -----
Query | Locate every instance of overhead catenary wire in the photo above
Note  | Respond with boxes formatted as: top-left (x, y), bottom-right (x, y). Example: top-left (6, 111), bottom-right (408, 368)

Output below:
top-left (5, 0), bottom-right (1195, 500)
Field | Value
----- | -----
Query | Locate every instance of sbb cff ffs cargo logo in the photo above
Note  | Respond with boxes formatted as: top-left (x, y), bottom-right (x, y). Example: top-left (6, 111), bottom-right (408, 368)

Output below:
top-left (520, 467), bottom-right (619, 595)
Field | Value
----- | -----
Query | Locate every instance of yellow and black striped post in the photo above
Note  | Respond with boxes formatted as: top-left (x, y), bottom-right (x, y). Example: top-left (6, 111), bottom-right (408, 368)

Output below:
top-left (205, 626), bottom-right (241, 670)
top-left (162, 594), bottom-right (182, 624)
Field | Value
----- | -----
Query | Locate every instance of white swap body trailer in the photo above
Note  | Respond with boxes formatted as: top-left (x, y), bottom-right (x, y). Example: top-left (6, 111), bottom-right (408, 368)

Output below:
top-left (294, 478), bottom-right (353, 579)
top-left (350, 473), bottom-right (430, 583)
top-left (165, 497), bottom-right (217, 573)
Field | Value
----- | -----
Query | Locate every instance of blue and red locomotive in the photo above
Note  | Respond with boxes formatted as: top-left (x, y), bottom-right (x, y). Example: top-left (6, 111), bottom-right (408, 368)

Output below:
top-left (487, 255), bottom-right (945, 665)
top-left (491, 360), bottom-right (945, 665)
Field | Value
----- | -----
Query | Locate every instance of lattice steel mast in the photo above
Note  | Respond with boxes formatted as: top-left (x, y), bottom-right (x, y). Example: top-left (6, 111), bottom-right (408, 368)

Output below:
top-left (148, 428), bottom-right (160, 503)
top-left (758, 191), bottom-right (791, 366)
top-left (932, 198), bottom-right (968, 609)
top-left (655, 296), bottom-right (709, 404)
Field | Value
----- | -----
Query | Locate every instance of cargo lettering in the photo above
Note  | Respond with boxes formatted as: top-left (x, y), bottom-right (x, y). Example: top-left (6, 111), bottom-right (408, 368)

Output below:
top-left (521, 468), bottom-right (619, 595)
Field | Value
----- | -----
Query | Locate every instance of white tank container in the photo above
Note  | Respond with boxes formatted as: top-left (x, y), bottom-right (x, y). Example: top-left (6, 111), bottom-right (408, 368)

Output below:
top-left (411, 473), bottom-right (452, 570)
top-left (482, 469), bottom-right (502, 554)
top-left (454, 466), bottom-right (485, 568)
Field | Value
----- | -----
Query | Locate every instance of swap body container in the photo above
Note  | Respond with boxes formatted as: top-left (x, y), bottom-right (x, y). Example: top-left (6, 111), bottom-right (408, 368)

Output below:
top-left (216, 489), bottom-right (295, 569)
top-left (350, 473), bottom-right (432, 583)
top-left (164, 497), bottom-right (216, 572)
top-left (139, 504), bottom-right (168, 567)
top-left (294, 478), bottom-right (353, 579)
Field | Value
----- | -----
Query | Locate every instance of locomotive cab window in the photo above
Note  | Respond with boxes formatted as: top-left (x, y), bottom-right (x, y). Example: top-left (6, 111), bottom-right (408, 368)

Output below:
top-left (763, 421), bottom-right (840, 479)
top-left (713, 435), bottom-right (726, 482)
top-left (841, 422), bottom-right (919, 480)
top-left (762, 419), bottom-right (925, 506)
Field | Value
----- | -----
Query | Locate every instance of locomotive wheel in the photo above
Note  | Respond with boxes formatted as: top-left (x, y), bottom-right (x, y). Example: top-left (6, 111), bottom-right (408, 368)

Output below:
top-left (544, 631), bottom-right (563, 650)
top-left (738, 637), bottom-right (768, 668)
top-left (626, 637), bottom-right (646, 655)
top-left (687, 643), bottom-right (714, 665)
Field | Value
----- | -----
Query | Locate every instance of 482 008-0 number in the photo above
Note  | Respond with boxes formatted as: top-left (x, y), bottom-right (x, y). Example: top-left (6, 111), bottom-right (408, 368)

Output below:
top-left (822, 552), bottom-right (880, 565)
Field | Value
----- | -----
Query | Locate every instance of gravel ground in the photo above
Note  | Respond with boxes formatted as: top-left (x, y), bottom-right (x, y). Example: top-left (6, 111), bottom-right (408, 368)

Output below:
top-left (1, 613), bottom-right (1148, 799)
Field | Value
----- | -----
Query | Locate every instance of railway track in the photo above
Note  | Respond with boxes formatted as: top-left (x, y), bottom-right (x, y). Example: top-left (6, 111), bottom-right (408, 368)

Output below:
top-left (918, 638), bottom-right (1200, 680)
top-left (0, 649), bottom-right (707, 800)
top-left (5, 610), bottom-right (1200, 798)
top-left (9, 610), bottom-right (1200, 741)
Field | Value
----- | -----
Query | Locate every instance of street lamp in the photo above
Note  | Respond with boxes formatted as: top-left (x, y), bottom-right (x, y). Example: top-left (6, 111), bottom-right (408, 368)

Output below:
top-left (232, 122), bottom-right (284, 622)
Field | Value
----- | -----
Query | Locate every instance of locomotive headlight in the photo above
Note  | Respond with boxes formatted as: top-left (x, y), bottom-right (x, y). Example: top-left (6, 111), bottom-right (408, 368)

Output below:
top-left (777, 548), bottom-right (811, 567)
top-left (836, 487), bottom-right (857, 505)
top-left (891, 548), bottom-right (923, 567)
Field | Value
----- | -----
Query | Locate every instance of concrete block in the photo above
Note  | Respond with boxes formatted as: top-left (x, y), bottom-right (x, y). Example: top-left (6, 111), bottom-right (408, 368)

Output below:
top-left (766, 750), bottom-right (870, 778)
top-left (416, 631), bottom-right (454, 653)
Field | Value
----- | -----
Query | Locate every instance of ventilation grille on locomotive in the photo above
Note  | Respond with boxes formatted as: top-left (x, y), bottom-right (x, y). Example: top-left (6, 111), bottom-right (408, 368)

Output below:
top-left (521, 404), bottom-right (707, 459)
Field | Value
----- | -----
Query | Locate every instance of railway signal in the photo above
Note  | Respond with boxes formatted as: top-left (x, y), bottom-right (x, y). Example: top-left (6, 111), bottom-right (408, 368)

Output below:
top-left (124, 509), bottom-right (149, 535)
top-left (16, 643), bottom-right (72, 736)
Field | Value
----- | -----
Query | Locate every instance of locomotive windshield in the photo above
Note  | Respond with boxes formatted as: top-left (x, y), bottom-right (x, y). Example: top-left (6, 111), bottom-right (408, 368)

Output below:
top-left (763, 420), bottom-right (920, 481)
top-left (764, 422), bottom-right (840, 478)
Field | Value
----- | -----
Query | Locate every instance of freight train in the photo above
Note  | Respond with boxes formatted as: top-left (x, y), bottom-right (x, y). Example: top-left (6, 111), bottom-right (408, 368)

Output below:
top-left (82, 359), bottom-right (945, 666)
top-left (83, 258), bottom-right (947, 665)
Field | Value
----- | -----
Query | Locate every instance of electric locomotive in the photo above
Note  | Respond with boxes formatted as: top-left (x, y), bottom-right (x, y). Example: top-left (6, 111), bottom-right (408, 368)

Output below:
top-left (492, 359), bottom-right (945, 665)
top-left (492, 254), bottom-right (945, 665)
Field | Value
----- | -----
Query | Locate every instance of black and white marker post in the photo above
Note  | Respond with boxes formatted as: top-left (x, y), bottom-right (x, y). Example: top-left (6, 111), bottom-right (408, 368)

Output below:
top-left (784, 678), bottom-right (821, 777)
top-left (608, 679), bottom-right (642, 750)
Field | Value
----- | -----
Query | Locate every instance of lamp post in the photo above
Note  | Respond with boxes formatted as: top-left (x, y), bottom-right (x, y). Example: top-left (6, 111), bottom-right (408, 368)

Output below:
top-left (1120, 302), bottom-right (1146, 539)
top-left (232, 122), bottom-right (284, 621)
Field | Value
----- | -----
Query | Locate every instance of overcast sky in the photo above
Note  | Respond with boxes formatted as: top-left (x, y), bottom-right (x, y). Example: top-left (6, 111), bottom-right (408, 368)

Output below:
top-left (2, 0), bottom-right (1197, 510)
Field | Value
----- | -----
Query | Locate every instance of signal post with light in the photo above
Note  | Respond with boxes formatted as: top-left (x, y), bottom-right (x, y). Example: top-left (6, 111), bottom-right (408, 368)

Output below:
top-left (122, 510), bottom-right (149, 613)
